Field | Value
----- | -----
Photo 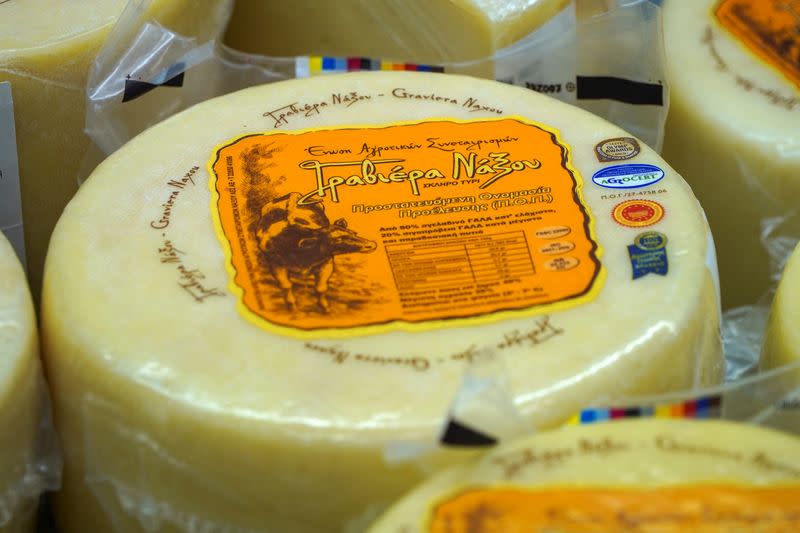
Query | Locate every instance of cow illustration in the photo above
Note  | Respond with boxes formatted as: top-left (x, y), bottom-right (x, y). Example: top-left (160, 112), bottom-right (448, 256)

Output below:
top-left (255, 193), bottom-right (377, 312)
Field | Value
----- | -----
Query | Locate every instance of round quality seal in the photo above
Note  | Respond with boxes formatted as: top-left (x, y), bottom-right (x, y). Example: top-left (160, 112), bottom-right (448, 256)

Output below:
top-left (612, 200), bottom-right (665, 228)
top-left (634, 231), bottom-right (668, 250)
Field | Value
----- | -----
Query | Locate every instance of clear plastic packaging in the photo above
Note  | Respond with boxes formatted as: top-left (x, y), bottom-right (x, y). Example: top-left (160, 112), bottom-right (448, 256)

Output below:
top-left (0, 0), bottom-right (219, 303)
top-left (86, 0), bottom-right (669, 158)
top-left (0, 0), bottom-right (129, 302)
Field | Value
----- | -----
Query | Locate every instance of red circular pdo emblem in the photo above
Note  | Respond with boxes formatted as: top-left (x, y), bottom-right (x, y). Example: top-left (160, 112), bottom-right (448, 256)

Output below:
top-left (612, 200), bottom-right (664, 228)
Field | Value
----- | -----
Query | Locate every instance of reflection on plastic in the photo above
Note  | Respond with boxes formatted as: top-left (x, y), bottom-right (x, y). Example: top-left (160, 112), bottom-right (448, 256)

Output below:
top-left (564, 361), bottom-right (800, 436)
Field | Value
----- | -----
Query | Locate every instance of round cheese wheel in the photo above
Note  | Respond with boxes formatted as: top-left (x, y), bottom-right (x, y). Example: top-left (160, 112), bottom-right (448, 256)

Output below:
top-left (42, 72), bottom-right (723, 532)
top-left (762, 243), bottom-right (800, 371)
top-left (662, 0), bottom-right (800, 310)
top-left (224, 0), bottom-right (571, 64)
top-left (0, 0), bottom-right (219, 304)
top-left (367, 418), bottom-right (800, 532)
top-left (0, 234), bottom-right (42, 533)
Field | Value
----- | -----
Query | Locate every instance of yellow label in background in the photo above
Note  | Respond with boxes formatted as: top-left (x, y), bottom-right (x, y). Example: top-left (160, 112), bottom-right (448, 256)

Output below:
top-left (715, 0), bottom-right (800, 90)
top-left (209, 117), bottom-right (602, 337)
top-left (430, 486), bottom-right (800, 532)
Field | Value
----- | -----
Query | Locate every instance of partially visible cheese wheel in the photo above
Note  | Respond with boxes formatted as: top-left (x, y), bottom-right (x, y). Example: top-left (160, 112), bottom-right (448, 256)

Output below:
top-left (762, 243), bottom-right (800, 371)
top-left (42, 72), bottom-right (722, 533)
top-left (367, 419), bottom-right (800, 532)
top-left (0, 0), bottom-right (222, 304)
top-left (224, 0), bottom-right (571, 64)
top-left (662, 0), bottom-right (800, 309)
top-left (0, 235), bottom-right (42, 533)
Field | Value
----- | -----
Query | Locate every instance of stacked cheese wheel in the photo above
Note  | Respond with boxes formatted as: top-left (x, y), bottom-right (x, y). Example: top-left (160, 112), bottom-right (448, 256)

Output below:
top-left (367, 419), bottom-right (800, 532)
top-left (0, 0), bottom-right (219, 303)
top-left (0, 0), bottom-right (126, 301)
top-left (42, 72), bottom-right (723, 532)
top-left (662, 0), bottom-right (800, 309)
top-left (224, 0), bottom-right (570, 63)
top-left (0, 234), bottom-right (43, 533)
top-left (762, 243), bottom-right (800, 372)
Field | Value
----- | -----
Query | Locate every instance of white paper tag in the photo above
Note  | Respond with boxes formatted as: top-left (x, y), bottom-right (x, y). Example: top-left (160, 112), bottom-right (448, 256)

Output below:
top-left (0, 82), bottom-right (25, 267)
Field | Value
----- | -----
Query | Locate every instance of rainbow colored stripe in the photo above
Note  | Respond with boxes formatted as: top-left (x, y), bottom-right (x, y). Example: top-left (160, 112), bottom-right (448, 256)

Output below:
top-left (567, 395), bottom-right (722, 425)
top-left (296, 56), bottom-right (445, 77)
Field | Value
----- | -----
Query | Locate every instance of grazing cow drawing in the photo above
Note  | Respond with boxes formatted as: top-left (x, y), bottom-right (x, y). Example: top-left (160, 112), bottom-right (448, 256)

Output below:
top-left (255, 192), bottom-right (377, 312)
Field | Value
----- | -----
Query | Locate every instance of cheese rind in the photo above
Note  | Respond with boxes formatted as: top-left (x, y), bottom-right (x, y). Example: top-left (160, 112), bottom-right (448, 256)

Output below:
top-left (0, 235), bottom-right (42, 533)
top-left (661, 0), bottom-right (800, 309)
top-left (43, 72), bottom-right (722, 532)
top-left (223, 0), bottom-right (571, 64)
top-left (762, 243), bottom-right (800, 371)
top-left (367, 419), bottom-right (800, 532)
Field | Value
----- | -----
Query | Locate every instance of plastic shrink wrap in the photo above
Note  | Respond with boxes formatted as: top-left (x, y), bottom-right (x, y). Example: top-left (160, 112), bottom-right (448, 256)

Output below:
top-left (0, 0), bottom-right (226, 303)
top-left (43, 71), bottom-right (721, 533)
top-left (86, 0), bottom-right (669, 157)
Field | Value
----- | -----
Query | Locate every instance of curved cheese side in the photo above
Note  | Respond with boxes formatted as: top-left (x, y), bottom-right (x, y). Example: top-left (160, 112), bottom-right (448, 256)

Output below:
top-left (0, 0), bottom-right (219, 304)
top-left (42, 71), bottom-right (722, 532)
top-left (0, 235), bottom-right (42, 533)
top-left (762, 243), bottom-right (800, 371)
top-left (367, 419), bottom-right (800, 532)
top-left (223, 0), bottom-right (570, 63)
top-left (661, 0), bottom-right (800, 309)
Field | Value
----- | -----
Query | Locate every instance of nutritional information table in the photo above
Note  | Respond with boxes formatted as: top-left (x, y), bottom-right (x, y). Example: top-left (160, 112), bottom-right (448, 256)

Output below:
top-left (386, 232), bottom-right (535, 291)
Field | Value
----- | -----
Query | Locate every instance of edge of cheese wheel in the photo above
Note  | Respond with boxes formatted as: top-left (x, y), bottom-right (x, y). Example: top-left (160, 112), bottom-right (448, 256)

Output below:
top-left (367, 418), bottom-right (800, 532)
top-left (223, 0), bottom-right (571, 63)
top-left (43, 71), bottom-right (722, 533)
top-left (662, 0), bottom-right (800, 309)
top-left (762, 242), bottom-right (800, 372)
top-left (0, 234), bottom-right (43, 532)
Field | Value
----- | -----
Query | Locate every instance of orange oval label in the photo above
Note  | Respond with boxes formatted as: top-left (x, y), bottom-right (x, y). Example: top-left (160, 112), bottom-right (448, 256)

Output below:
top-left (535, 225), bottom-right (572, 239)
top-left (209, 117), bottom-right (603, 338)
top-left (544, 256), bottom-right (580, 271)
top-left (430, 486), bottom-right (800, 532)
top-left (714, 0), bottom-right (800, 90)
top-left (539, 241), bottom-right (575, 255)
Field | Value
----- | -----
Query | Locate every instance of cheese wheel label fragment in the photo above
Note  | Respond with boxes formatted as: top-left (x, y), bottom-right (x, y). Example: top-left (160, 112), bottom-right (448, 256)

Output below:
top-left (367, 419), bottom-right (800, 533)
top-left (430, 486), bottom-right (800, 531)
top-left (209, 117), bottom-right (603, 336)
top-left (714, 0), bottom-right (800, 89)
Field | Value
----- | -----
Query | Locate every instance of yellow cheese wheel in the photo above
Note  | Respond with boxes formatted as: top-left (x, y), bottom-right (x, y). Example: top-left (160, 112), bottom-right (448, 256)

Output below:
top-left (0, 0), bottom-right (126, 302)
top-left (0, 0), bottom-right (221, 304)
top-left (662, 0), bottom-right (800, 309)
top-left (0, 234), bottom-right (42, 533)
top-left (224, 0), bottom-right (571, 64)
top-left (762, 242), bottom-right (800, 371)
top-left (43, 72), bottom-right (722, 532)
top-left (367, 418), bottom-right (800, 532)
